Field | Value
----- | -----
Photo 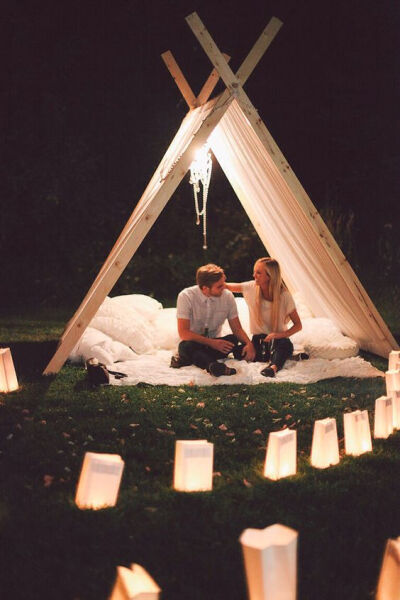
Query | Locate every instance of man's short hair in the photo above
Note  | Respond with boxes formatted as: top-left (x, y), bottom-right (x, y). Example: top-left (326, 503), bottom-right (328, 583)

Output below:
top-left (196, 264), bottom-right (225, 288)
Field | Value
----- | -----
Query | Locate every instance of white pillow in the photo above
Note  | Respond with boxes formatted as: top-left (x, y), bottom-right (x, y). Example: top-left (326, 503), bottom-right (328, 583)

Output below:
top-left (220, 296), bottom-right (250, 337)
top-left (292, 317), bottom-right (358, 359)
top-left (70, 326), bottom-right (137, 365)
top-left (153, 307), bottom-right (180, 350)
top-left (292, 291), bottom-right (314, 320)
top-left (90, 315), bottom-right (156, 355)
top-left (109, 294), bottom-right (163, 322)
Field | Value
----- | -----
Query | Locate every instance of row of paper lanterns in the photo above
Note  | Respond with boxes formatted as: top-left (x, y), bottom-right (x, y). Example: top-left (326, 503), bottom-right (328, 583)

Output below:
top-left (2, 348), bottom-right (400, 599)
top-left (108, 525), bottom-right (399, 600)
top-left (81, 349), bottom-right (400, 599)
top-left (76, 389), bottom-right (400, 507)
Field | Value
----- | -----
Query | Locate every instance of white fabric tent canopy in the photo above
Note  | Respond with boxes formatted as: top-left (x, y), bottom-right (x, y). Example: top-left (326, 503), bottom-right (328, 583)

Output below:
top-left (209, 100), bottom-right (395, 356)
top-left (44, 14), bottom-right (398, 374)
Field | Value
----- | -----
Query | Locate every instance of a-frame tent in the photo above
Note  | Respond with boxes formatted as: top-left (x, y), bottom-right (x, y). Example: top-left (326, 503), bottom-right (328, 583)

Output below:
top-left (44, 13), bottom-right (398, 374)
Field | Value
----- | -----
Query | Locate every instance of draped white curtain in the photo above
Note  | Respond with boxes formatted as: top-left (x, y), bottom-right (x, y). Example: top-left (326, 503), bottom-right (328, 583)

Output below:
top-left (210, 100), bottom-right (394, 357)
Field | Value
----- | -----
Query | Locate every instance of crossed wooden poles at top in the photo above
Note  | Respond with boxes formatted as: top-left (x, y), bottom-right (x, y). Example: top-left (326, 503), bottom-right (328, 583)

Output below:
top-left (161, 14), bottom-right (283, 109)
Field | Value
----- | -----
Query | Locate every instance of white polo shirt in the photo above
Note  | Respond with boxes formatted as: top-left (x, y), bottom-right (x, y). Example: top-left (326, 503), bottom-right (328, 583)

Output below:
top-left (176, 285), bottom-right (238, 338)
top-left (241, 280), bottom-right (296, 334)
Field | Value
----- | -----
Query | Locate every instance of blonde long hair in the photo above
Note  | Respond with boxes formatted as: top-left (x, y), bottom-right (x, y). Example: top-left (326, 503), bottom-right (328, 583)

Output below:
top-left (255, 258), bottom-right (287, 331)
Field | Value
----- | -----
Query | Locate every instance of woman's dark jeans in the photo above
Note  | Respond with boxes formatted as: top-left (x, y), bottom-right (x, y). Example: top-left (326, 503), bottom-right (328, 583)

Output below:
top-left (251, 334), bottom-right (293, 370)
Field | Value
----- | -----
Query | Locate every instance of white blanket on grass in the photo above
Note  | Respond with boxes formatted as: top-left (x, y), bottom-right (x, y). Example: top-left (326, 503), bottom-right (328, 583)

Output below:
top-left (70, 293), bottom-right (384, 385)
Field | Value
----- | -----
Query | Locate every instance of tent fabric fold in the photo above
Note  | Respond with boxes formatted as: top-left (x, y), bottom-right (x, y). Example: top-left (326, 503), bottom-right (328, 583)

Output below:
top-left (210, 100), bottom-right (394, 357)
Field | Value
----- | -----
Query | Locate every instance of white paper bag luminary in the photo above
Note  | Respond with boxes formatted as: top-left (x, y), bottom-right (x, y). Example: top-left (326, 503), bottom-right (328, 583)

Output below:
top-left (310, 418), bottom-right (340, 469)
top-left (386, 370), bottom-right (400, 397)
top-left (343, 410), bottom-right (372, 456)
top-left (0, 348), bottom-right (19, 393)
top-left (173, 440), bottom-right (214, 492)
top-left (374, 396), bottom-right (394, 439)
top-left (240, 523), bottom-right (298, 600)
top-left (109, 563), bottom-right (161, 600)
top-left (376, 537), bottom-right (400, 600)
top-left (75, 452), bottom-right (125, 509)
top-left (392, 391), bottom-right (400, 430)
top-left (388, 351), bottom-right (400, 371)
top-left (264, 429), bottom-right (297, 480)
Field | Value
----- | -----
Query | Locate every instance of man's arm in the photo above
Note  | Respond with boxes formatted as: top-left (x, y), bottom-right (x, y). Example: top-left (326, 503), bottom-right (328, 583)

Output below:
top-left (177, 319), bottom-right (235, 354)
top-left (228, 316), bottom-right (256, 361)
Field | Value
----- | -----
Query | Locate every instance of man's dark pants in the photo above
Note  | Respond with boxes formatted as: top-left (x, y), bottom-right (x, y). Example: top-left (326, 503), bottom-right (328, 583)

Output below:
top-left (178, 334), bottom-right (243, 371)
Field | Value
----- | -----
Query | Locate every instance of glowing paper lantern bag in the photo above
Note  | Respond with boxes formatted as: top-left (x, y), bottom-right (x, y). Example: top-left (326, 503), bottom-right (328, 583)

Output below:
top-left (75, 452), bottom-right (125, 509)
top-left (0, 347), bottom-right (19, 393)
top-left (388, 351), bottom-right (400, 371)
top-left (310, 418), bottom-right (339, 469)
top-left (376, 537), bottom-right (400, 600)
top-left (264, 429), bottom-right (297, 480)
top-left (343, 410), bottom-right (372, 456)
top-left (386, 370), bottom-right (400, 397)
top-left (240, 523), bottom-right (298, 600)
top-left (173, 440), bottom-right (213, 492)
top-left (392, 391), bottom-right (400, 430)
top-left (374, 396), bottom-right (394, 439)
top-left (109, 563), bottom-right (161, 600)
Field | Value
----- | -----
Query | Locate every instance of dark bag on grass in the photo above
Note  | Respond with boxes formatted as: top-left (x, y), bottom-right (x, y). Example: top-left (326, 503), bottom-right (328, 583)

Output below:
top-left (86, 358), bottom-right (110, 386)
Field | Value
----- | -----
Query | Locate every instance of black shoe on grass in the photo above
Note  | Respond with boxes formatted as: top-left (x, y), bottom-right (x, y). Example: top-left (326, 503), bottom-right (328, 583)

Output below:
top-left (208, 361), bottom-right (237, 377)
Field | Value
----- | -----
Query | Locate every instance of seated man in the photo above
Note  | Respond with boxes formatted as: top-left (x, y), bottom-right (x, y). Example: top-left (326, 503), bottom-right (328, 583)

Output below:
top-left (171, 263), bottom-right (255, 377)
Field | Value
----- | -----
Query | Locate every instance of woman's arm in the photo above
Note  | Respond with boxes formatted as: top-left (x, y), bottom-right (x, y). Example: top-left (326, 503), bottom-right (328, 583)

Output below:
top-left (263, 309), bottom-right (302, 341)
top-left (225, 282), bottom-right (243, 293)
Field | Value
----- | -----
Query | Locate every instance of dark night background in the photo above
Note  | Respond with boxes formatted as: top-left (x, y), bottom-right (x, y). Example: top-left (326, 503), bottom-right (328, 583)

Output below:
top-left (2, 0), bottom-right (399, 313)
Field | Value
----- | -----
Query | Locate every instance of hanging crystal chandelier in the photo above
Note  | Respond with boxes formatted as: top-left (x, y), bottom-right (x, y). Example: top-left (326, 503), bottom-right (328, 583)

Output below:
top-left (189, 143), bottom-right (212, 249)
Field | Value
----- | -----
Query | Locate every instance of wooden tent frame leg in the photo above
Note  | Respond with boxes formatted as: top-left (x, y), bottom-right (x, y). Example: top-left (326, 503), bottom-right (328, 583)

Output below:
top-left (162, 50), bottom-right (231, 109)
top-left (186, 12), bottom-right (398, 353)
top-left (43, 16), bottom-right (283, 375)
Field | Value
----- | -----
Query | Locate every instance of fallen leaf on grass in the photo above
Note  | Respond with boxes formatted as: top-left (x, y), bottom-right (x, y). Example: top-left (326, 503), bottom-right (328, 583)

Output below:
top-left (285, 414), bottom-right (292, 421)
top-left (145, 466), bottom-right (151, 472)
top-left (196, 402), bottom-right (205, 408)
top-left (190, 424), bottom-right (198, 430)
top-left (178, 388), bottom-right (185, 393)
top-left (243, 479), bottom-right (252, 488)
top-left (226, 432), bottom-right (235, 437)
top-left (253, 429), bottom-right (263, 435)
top-left (219, 424), bottom-right (228, 431)
top-left (43, 475), bottom-right (54, 487)
top-left (213, 472), bottom-right (222, 477)
top-left (62, 432), bottom-right (70, 439)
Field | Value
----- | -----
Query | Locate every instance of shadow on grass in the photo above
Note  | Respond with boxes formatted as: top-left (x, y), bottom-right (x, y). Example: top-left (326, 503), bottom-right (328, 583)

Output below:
top-left (2, 340), bottom-right (58, 383)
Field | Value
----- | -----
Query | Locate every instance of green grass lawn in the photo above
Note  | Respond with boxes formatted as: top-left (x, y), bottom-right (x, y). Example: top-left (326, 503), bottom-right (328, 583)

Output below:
top-left (0, 310), bottom-right (399, 600)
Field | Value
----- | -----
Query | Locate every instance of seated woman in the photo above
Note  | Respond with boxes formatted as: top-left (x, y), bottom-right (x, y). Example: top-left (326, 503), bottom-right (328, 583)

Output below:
top-left (226, 257), bottom-right (302, 377)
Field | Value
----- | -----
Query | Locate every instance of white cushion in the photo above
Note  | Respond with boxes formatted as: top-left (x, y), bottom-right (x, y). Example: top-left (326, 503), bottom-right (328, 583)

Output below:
top-left (153, 307), bottom-right (180, 350)
top-left (90, 314), bottom-right (156, 355)
top-left (292, 317), bottom-right (358, 359)
top-left (109, 294), bottom-right (163, 322)
top-left (70, 326), bottom-right (137, 365)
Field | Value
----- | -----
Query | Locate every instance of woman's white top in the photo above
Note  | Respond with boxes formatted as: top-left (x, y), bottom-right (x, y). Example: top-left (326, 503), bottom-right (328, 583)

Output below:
top-left (241, 280), bottom-right (296, 334)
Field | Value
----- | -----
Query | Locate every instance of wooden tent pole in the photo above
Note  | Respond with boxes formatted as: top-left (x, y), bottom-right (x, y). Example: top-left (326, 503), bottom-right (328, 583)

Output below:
top-left (161, 51), bottom-right (197, 109)
top-left (43, 93), bottom-right (236, 374)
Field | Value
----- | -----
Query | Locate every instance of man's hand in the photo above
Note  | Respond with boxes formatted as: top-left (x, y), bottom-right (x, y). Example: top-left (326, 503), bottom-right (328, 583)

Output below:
top-left (264, 332), bottom-right (283, 342)
top-left (209, 338), bottom-right (235, 354)
top-left (241, 342), bottom-right (256, 361)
